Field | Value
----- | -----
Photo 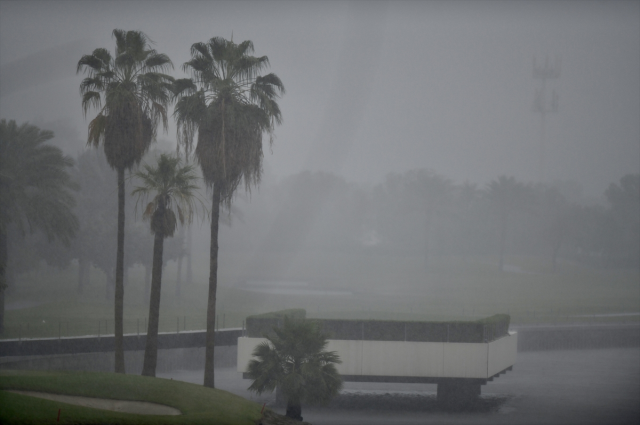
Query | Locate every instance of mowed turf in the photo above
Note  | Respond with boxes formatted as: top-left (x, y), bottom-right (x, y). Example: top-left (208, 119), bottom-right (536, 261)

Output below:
top-left (0, 370), bottom-right (262, 424)
top-left (2, 253), bottom-right (638, 339)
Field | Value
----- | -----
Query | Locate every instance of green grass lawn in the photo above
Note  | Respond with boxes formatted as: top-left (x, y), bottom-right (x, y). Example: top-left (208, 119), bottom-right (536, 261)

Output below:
top-left (3, 252), bottom-right (638, 339)
top-left (0, 370), bottom-right (262, 424)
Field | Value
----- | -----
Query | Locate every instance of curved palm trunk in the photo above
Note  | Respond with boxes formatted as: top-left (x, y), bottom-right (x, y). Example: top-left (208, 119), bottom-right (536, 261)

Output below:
top-left (203, 185), bottom-right (221, 388)
top-left (142, 220), bottom-right (165, 377)
top-left (114, 167), bottom-right (126, 373)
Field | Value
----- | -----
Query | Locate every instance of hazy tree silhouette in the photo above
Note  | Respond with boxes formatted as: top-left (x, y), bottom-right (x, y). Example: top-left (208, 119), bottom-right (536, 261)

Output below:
top-left (404, 169), bottom-right (453, 269)
top-left (455, 181), bottom-right (482, 262)
top-left (604, 174), bottom-right (639, 267)
top-left (133, 154), bottom-right (200, 377)
top-left (0, 120), bottom-right (79, 333)
top-left (173, 36), bottom-right (284, 388)
top-left (533, 185), bottom-right (572, 271)
top-left (77, 29), bottom-right (174, 373)
top-left (247, 316), bottom-right (342, 421)
top-left (70, 151), bottom-right (114, 295)
top-left (71, 151), bottom-right (155, 299)
top-left (486, 175), bottom-right (532, 271)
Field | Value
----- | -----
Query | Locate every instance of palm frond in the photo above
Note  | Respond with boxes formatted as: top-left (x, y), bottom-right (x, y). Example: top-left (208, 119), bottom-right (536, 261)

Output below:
top-left (178, 36), bottom-right (284, 202)
top-left (80, 29), bottom-right (174, 172)
top-left (0, 120), bottom-right (79, 243)
top-left (132, 154), bottom-right (203, 238)
top-left (246, 316), bottom-right (342, 404)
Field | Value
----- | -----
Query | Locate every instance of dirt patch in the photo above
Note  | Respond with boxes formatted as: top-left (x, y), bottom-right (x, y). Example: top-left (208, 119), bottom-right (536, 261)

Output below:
top-left (6, 390), bottom-right (181, 415)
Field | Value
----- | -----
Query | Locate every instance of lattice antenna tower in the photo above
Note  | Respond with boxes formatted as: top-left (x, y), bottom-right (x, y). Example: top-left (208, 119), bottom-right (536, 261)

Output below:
top-left (533, 55), bottom-right (560, 182)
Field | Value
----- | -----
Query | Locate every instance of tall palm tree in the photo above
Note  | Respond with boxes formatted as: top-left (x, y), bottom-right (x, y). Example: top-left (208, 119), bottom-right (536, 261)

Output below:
top-left (132, 154), bottom-right (200, 377)
top-left (0, 120), bottom-right (79, 333)
top-left (174, 36), bottom-right (284, 388)
top-left (77, 29), bottom-right (174, 373)
top-left (247, 316), bottom-right (342, 421)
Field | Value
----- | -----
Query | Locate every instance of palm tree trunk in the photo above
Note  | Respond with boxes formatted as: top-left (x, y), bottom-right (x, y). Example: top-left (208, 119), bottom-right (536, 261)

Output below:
top-left (142, 226), bottom-right (164, 377)
top-left (114, 167), bottom-right (126, 373)
top-left (285, 398), bottom-right (303, 421)
top-left (144, 263), bottom-right (151, 301)
top-left (0, 230), bottom-right (7, 334)
top-left (203, 185), bottom-right (221, 388)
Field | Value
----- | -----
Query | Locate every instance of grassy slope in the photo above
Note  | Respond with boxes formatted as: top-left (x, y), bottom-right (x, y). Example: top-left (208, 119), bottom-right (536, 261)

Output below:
top-left (0, 370), bottom-right (261, 425)
top-left (3, 252), bottom-right (638, 339)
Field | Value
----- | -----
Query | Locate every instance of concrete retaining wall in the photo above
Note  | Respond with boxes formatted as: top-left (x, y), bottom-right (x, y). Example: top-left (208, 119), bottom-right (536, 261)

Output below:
top-left (0, 329), bottom-right (242, 357)
top-left (515, 324), bottom-right (640, 351)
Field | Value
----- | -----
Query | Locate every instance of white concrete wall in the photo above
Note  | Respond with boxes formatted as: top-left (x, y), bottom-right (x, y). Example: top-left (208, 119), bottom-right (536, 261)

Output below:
top-left (237, 337), bottom-right (267, 373)
top-left (488, 331), bottom-right (518, 377)
top-left (237, 332), bottom-right (517, 379)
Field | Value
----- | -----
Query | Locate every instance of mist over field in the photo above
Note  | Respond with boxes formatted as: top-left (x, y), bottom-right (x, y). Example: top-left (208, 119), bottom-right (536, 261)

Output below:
top-left (1, 1), bottom-right (639, 424)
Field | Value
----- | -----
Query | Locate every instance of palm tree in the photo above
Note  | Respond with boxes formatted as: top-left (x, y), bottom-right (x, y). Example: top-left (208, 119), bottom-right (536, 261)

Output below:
top-left (247, 316), bottom-right (342, 421)
top-left (132, 154), bottom-right (200, 377)
top-left (77, 29), bottom-right (174, 373)
top-left (173, 36), bottom-right (284, 388)
top-left (486, 175), bottom-right (533, 271)
top-left (0, 120), bottom-right (79, 333)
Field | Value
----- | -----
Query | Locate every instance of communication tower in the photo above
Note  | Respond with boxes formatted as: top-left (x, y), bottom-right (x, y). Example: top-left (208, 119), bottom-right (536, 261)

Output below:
top-left (533, 56), bottom-right (560, 182)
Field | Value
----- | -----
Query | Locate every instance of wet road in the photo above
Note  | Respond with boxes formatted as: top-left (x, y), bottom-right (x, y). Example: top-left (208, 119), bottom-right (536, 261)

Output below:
top-left (158, 347), bottom-right (640, 425)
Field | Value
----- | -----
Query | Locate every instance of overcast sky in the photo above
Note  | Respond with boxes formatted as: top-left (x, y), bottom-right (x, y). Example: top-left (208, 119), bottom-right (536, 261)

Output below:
top-left (1, 0), bottom-right (638, 197)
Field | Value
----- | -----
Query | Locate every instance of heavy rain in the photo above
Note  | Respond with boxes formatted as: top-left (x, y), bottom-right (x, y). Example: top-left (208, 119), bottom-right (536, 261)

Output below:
top-left (0, 1), bottom-right (638, 424)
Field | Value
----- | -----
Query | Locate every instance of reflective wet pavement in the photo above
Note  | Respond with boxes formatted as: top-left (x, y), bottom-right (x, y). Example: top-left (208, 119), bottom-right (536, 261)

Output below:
top-left (158, 347), bottom-right (640, 425)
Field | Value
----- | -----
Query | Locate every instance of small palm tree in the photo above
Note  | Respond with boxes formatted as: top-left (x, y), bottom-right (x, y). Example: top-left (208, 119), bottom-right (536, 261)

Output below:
top-left (0, 120), bottom-right (79, 332)
top-left (132, 154), bottom-right (201, 377)
top-left (174, 36), bottom-right (284, 388)
top-left (247, 317), bottom-right (342, 421)
top-left (77, 29), bottom-right (174, 373)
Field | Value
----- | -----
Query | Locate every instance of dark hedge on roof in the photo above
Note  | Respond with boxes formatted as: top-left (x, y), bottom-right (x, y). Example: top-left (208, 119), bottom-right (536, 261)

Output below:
top-left (246, 310), bottom-right (510, 343)
top-left (245, 309), bottom-right (306, 338)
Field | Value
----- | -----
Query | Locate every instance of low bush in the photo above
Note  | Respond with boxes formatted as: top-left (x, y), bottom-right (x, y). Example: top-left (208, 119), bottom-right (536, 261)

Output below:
top-left (245, 309), bottom-right (306, 338)
top-left (246, 310), bottom-right (510, 343)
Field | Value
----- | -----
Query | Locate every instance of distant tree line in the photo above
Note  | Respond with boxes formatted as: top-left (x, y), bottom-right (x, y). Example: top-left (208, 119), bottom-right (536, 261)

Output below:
top-left (219, 169), bottom-right (639, 272)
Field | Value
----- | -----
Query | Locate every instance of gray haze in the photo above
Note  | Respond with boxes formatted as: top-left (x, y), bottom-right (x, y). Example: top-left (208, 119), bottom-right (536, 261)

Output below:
top-left (1, 0), bottom-right (638, 198)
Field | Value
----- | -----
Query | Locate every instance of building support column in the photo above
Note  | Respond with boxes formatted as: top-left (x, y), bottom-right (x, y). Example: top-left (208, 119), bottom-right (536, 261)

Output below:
top-left (437, 379), bottom-right (483, 411)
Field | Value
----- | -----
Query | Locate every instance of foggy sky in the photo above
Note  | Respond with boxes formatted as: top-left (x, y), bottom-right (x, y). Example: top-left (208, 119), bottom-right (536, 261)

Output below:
top-left (1, 0), bottom-right (638, 198)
